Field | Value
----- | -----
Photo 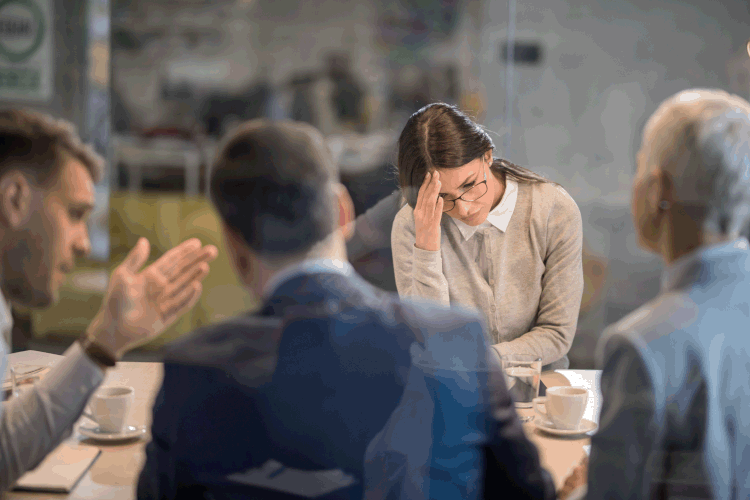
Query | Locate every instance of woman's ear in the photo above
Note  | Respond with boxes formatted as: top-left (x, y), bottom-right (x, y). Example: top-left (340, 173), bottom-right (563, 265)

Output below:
top-left (333, 183), bottom-right (355, 240)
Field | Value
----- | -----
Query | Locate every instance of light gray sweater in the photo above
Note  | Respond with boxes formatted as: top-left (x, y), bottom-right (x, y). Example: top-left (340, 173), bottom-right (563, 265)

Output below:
top-left (391, 180), bottom-right (583, 368)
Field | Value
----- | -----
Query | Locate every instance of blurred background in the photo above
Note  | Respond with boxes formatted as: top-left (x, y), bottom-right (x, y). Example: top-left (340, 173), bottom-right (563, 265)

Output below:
top-left (2, 0), bottom-right (749, 366)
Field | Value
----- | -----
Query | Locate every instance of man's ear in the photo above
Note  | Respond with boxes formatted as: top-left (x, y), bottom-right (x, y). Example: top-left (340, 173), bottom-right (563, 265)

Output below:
top-left (0, 171), bottom-right (33, 228)
top-left (641, 168), bottom-right (664, 218)
top-left (657, 169), bottom-right (676, 207)
top-left (222, 225), bottom-right (253, 285)
top-left (333, 183), bottom-right (355, 241)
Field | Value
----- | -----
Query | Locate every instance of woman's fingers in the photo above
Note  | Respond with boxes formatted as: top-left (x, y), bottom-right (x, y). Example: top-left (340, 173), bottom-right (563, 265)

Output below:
top-left (413, 171), bottom-right (442, 252)
top-left (427, 171), bottom-right (441, 216)
top-left (415, 171), bottom-right (431, 212)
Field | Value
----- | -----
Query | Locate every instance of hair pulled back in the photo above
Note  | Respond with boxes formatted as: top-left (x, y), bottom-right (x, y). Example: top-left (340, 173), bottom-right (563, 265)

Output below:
top-left (397, 103), bottom-right (551, 207)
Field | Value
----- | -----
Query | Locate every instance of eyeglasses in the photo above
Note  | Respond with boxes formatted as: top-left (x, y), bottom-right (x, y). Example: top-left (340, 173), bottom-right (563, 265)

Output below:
top-left (440, 159), bottom-right (489, 212)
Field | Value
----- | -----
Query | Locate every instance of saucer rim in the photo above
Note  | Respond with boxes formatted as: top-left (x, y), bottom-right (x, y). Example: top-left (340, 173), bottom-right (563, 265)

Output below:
top-left (533, 417), bottom-right (598, 436)
top-left (78, 424), bottom-right (146, 441)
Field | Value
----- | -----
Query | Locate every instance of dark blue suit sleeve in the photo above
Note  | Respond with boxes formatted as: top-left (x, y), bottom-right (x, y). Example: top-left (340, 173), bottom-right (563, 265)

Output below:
top-left (137, 364), bottom-right (184, 500)
top-left (483, 359), bottom-right (556, 500)
top-left (138, 358), bottom-right (272, 499)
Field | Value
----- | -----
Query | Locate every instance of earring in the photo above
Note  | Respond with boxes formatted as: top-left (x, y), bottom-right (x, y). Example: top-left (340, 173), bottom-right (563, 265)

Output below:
top-left (658, 200), bottom-right (671, 211)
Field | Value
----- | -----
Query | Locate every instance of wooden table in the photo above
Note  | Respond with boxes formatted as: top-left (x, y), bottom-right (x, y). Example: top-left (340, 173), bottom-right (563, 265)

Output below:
top-left (5, 352), bottom-right (601, 498)
top-left (6, 351), bottom-right (163, 500)
top-left (530, 370), bottom-right (602, 490)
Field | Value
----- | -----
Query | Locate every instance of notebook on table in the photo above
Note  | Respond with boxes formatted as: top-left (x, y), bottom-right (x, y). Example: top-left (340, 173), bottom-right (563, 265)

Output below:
top-left (227, 460), bottom-right (357, 497)
top-left (13, 441), bottom-right (100, 493)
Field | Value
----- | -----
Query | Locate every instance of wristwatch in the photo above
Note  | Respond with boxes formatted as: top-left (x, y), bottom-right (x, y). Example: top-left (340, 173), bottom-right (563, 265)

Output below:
top-left (78, 335), bottom-right (117, 367)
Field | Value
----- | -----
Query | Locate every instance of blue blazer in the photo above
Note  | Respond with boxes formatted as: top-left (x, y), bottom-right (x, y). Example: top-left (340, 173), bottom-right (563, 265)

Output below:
top-left (589, 239), bottom-right (750, 499)
top-left (137, 268), bottom-right (554, 499)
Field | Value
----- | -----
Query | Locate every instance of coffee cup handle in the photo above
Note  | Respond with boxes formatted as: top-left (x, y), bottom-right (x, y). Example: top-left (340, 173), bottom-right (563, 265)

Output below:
top-left (532, 397), bottom-right (551, 425)
top-left (81, 403), bottom-right (99, 425)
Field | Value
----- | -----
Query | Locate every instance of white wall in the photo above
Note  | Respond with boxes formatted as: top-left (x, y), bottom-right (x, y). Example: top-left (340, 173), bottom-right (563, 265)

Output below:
top-left (474, 0), bottom-right (749, 365)
top-left (481, 0), bottom-right (748, 210)
top-left (111, 0), bottom-right (750, 364)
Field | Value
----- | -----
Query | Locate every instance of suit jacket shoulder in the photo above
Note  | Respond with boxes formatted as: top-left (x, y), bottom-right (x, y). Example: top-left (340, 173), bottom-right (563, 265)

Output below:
top-left (164, 315), bottom-right (282, 365)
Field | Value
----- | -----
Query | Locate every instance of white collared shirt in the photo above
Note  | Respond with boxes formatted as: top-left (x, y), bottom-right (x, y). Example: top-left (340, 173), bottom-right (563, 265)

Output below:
top-left (0, 290), bottom-right (104, 489)
top-left (451, 178), bottom-right (519, 240)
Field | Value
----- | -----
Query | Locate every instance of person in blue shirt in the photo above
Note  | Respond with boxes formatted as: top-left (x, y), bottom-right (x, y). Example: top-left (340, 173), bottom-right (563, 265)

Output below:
top-left (562, 88), bottom-right (750, 499)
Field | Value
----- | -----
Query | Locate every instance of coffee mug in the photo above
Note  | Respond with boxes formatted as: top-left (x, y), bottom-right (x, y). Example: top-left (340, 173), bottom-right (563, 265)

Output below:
top-left (532, 386), bottom-right (588, 430)
top-left (83, 386), bottom-right (134, 433)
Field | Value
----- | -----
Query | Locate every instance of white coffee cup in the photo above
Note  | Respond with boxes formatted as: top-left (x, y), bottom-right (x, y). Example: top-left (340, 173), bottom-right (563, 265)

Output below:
top-left (83, 386), bottom-right (134, 433)
top-left (532, 386), bottom-right (588, 430)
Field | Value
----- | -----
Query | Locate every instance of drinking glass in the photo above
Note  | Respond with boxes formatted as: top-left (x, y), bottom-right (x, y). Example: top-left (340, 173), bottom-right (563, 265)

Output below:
top-left (6, 364), bottom-right (46, 400)
top-left (9, 366), bottom-right (18, 399)
top-left (501, 354), bottom-right (542, 421)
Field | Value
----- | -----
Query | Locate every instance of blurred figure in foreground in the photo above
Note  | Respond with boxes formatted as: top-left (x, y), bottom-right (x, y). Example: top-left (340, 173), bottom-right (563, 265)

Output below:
top-left (562, 89), bottom-right (750, 500)
top-left (138, 120), bottom-right (555, 499)
top-left (0, 109), bottom-right (217, 490)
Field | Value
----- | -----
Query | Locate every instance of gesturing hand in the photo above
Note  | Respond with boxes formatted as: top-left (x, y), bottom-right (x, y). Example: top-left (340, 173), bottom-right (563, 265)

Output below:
top-left (87, 237), bottom-right (218, 359)
top-left (414, 171), bottom-right (443, 252)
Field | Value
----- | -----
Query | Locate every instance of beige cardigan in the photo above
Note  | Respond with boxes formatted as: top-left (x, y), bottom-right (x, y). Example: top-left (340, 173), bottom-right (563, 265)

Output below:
top-left (391, 180), bottom-right (583, 368)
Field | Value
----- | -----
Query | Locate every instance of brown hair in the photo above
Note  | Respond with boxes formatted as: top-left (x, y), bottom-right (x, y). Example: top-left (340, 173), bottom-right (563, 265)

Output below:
top-left (210, 119), bottom-right (338, 257)
top-left (0, 108), bottom-right (104, 185)
top-left (397, 103), bottom-right (552, 207)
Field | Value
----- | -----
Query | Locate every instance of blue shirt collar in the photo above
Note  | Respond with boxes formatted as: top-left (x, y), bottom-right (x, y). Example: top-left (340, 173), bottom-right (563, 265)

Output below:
top-left (661, 237), bottom-right (750, 292)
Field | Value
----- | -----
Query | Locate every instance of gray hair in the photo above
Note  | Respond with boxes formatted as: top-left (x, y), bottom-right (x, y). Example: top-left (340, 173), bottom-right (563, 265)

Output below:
top-left (640, 89), bottom-right (750, 236)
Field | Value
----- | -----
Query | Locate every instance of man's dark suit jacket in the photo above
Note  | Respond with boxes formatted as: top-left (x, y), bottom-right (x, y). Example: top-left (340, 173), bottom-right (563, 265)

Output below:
top-left (137, 267), bottom-right (554, 500)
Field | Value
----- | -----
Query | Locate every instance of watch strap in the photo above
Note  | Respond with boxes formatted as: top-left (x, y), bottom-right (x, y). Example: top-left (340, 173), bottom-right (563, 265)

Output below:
top-left (78, 335), bottom-right (117, 367)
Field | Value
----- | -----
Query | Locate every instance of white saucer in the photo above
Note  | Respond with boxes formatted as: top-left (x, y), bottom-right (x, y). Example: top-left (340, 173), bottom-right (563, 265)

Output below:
top-left (534, 418), bottom-right (598, 437)
top-left (78, 424), bottom-right (146, 442)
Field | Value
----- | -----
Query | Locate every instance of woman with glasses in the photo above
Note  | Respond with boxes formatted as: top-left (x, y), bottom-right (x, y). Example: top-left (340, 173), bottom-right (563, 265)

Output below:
top-left (391, 103), bottom-right (583, 370)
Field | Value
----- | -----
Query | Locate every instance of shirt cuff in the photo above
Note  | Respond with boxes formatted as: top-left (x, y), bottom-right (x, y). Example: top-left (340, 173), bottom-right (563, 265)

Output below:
top-left (36, 342), bottom-right (105, 409)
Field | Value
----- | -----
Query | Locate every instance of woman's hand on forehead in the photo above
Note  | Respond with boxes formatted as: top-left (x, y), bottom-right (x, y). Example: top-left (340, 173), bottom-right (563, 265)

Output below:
top-left (413, 170), bottom-right (443, 252)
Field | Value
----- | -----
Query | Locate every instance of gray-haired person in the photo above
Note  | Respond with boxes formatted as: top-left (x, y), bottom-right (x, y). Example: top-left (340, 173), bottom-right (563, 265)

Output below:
top-left (561, 89), bottom-right (750, 500)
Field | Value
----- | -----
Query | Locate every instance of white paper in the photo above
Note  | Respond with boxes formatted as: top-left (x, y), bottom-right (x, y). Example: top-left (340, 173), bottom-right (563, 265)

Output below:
top-left (227, 460), bottom-right (356, 497)
top-left (13, 441), bottom-right (100, 492)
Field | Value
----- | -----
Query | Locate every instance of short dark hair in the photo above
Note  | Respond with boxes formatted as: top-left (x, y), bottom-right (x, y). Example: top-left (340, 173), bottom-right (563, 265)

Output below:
top-left (210, 120), bottom-right (338, 258)
top-left (0, 108), bottom-right (104, 185)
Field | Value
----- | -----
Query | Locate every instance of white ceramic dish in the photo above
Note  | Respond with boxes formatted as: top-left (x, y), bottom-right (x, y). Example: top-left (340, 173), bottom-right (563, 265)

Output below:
top-left (78, 424), bottom-right (146, 442)
top-left (534, 418), bottom-right (598, 437)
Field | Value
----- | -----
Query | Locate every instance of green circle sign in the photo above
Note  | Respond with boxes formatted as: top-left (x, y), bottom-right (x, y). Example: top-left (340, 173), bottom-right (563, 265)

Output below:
top-left (0, 0), bottom-right (45, 63)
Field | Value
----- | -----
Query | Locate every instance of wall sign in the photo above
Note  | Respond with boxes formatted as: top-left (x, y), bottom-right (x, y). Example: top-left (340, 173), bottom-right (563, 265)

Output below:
top-left (0, 0), bottom-right (52, 101)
